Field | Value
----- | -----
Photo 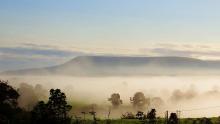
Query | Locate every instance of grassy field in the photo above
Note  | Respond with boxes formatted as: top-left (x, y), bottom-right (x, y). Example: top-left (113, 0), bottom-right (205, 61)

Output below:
top-left (71, 117), bottom-right (220, 124)
top-left (72, 119), bottom-right (142, 124)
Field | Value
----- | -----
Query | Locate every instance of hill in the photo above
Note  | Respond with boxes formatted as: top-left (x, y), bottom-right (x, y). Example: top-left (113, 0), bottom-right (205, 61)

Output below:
top-left (2, 56), bottom-right (220, 76)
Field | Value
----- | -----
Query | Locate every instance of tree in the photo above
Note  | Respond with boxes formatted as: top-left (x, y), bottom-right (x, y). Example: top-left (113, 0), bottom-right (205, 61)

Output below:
top-left (89, 110), bottom-right (97, 124)
top-left (130, 92), bottom-right (150, 110)
top-left (121, 112), bottom-right (135, 119)
top-left (47, 89), bottom-right (72, 121)
top-left (31, 101), bottom-right (48, 124)
top-left (0, 80), bottom-right (19, 107)
top-left (0, 80), bottom-right (32, 124)
top-left (17, 83), bottom-right (39, 110)
top-left (168, 113), bottom-right (178, 124)
top-left (199, 118), bottom-right (213, 124)
top-left (31, 89), bottom-right (72, 124)
top-left (136, 111), bottom-right (145, 120)
top-left (108, 93), bottom-right (122, 108)
top-left (147, 109), bottom-right (156, 124)
top-left (0, 80), bottom-right (19, 123)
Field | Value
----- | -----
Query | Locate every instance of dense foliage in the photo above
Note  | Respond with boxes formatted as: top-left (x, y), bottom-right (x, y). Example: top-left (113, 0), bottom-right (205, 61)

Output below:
top-left (31, 89), bottom-right (72, 124)
top-left (0, 80), bottom-right (72, 124)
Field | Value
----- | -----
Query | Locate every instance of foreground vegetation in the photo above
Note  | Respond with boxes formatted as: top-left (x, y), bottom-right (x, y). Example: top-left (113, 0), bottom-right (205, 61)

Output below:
top-left (0, 80), bottom-right (72, 124)
top-left (71, 117), bottom-right (219, 124)
top-left (2, 116), bottom-right (218, 124)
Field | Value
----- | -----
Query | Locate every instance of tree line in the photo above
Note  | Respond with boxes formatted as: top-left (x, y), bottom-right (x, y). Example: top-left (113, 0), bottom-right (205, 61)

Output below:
top-left (0, 80), bottom-right (72, 124)
top-left (0, 80), bottom-right (216, 124)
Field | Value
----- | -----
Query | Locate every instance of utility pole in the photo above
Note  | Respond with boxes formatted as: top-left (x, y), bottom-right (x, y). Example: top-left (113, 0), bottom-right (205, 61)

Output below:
top-left (108, 107), bottom-right (111, 119)
top-left (165, 111), bottom-right (169, 124)
top-left (176, 110), bottom-right (181, 124)
top-left (81, 112), bottom-right (86, 121)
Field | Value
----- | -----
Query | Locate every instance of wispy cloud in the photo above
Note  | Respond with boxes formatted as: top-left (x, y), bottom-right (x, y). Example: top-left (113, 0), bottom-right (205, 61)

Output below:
top-left (140, 43), bottom-right (220, 60)
top-left (0, 47), bottom-right (73, 57)
top-left (0, 43), bottom-right (89, 71)
top-left (3, 44), bottom-right (87, 58)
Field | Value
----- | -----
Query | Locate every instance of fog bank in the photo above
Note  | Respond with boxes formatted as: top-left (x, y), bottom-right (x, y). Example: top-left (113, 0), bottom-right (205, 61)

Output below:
top-left (2, 75), bottom-right (220, 118)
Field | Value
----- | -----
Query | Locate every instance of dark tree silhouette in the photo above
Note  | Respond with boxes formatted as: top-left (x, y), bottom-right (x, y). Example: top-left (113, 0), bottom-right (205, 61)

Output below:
top-left (0, 80), bottom-right (31, 124)
top-left (31, 101), bottom-right (48, 124)
top-left (0, 80), bottom-right (19, 107)
top-left (168, 113), bottom-right (178, 124)
top-left (89, 110), bottom-right (97, 124)
top-left (48, 89), bottom-right (72, 121)
top-left (136, 111), bottom-right (145, 120)
top-left (81, 111), bottom-right (87, 120)
top-left (31, 89), bottom-right (72, 124)
top-left (0, 80), bottom-right (19, 124)
top-left (199, 118), bottom-right (213, 124)
top-left (147, 109), bottom-right (156, 124)
top-left (192, 119), bottom-right (197, 124)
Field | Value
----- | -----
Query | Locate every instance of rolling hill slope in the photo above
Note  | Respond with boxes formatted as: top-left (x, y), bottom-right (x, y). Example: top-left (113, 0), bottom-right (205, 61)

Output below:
top-left (2, 56), bottom-right (220, 76)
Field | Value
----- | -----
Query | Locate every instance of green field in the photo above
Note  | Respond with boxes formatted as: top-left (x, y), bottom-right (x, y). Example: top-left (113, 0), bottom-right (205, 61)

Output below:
top-left (71, 117), bottom-right (220, 124)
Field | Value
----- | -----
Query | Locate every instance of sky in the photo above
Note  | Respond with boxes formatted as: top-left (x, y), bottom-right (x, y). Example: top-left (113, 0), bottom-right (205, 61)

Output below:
top-left (1, 0), bottom-right (220, 71)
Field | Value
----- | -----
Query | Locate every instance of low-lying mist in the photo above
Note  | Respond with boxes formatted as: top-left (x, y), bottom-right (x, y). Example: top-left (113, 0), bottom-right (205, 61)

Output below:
top-left (2, 75), bottom-right (220, 118)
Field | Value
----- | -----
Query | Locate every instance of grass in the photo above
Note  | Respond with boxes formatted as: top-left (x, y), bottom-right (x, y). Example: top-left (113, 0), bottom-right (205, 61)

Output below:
top-left (71, 117), bottom-right (220, 124)
top-left (72, 119), bottom-right (142, 124)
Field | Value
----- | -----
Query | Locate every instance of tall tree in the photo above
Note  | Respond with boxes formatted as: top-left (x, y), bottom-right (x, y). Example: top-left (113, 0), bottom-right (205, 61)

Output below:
top-left (0, 80), bottom-right (19, 107)
top-left (31, 89), bottom-right (72, 124)
top-left (147, 109), bottom-right (156, 124)
top-left (168, 113), bottom-right (178, 124)
top-left (48, 89), bottom-right (72, 122)
top-left (0, 80), bottom-right (32, 124)
top-left (0, 80), bottom-right (19, 123)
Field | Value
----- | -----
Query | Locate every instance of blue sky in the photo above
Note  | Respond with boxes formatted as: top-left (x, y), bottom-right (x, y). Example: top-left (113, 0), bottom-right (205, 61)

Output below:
top-left (1, 0), bottom-right (220, 47)
top-left (1, 0), bottom-right (220, 71)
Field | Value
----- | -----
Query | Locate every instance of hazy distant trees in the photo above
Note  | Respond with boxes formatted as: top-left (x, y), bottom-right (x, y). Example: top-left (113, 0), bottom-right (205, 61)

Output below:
top-left (151, 97), bottom-right (164, 108)
top-left (130, 92), bottom-right (150, 110)
top-left (18, 83), bottom-right (38, 110)
top-left (1, 79), bottom-right (217, 124)
top-left (18, 83), bottom-right (48, 110)
top-left (121, 112), bottom-right (135, 119)
top-left (108, 93), bottom-right (122, 108)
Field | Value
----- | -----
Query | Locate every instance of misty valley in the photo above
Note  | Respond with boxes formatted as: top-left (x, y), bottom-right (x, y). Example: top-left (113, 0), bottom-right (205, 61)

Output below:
top-left (2, 75), bottom-right (220, 124)
top-left (3, 0), bottom-right (220, 123)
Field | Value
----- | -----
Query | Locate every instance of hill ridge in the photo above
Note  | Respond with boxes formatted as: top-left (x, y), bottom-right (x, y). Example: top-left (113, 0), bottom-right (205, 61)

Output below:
top-left (2, 56), bottom-right (220, 76)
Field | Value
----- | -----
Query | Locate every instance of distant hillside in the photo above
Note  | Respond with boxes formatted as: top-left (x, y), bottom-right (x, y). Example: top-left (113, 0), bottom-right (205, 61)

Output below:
top-left (2, 56), bottom-right (220, 76)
